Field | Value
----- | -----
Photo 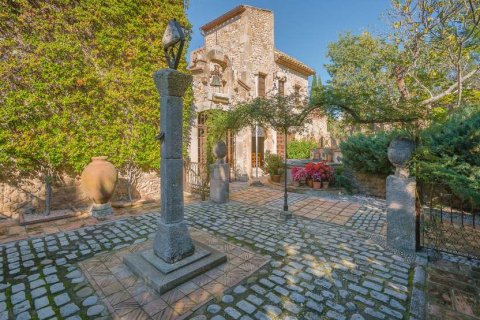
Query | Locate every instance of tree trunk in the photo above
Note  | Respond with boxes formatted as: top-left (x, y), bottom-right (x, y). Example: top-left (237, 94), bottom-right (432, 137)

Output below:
top-left (127, 178), bottom-right (133, 203)
top-left (44, 177), bottom-right (52, 216)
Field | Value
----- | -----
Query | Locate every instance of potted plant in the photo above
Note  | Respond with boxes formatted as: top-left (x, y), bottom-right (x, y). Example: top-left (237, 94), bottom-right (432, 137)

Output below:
top-left (291, 167), bottom-right (307, 187)
top-left (318, 161), bottom-right (334, 189)
top-left (263, 152), bottom-right (284, 183)
top-left (311, 172), bottom-right (322, 189)
top-left (305, 162), bottom-right (315, 188)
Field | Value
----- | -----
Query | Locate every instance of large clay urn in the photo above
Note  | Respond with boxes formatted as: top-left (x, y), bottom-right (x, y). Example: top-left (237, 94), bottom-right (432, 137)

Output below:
top-left (81, 156), bottom-right (118, 204)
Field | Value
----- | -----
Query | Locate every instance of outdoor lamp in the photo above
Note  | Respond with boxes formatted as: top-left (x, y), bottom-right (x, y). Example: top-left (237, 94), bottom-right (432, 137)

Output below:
top-left (162, 19), bottom-right (185, 70)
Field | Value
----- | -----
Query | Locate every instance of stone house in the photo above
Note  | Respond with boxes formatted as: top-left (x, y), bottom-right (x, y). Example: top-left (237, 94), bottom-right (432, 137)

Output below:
top-left (187, 5), bottom-right (330, 180)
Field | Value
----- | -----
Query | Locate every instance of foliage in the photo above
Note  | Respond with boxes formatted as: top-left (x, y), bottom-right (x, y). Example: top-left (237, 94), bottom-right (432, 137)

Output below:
top-left (287, 139), bottom-right (318, 159)
top-left (315, 0), bottom-right (480, 124)
top-left (340, 132), bottom-right (396, 175)
top-left (263, 153), bottom-right (284, 176)
top-left (0, 0), bottom-right (191, 207)
top-left (415, 105), bottom-right (480, 204)
top-left (331, 165), bottom-right (353, 192)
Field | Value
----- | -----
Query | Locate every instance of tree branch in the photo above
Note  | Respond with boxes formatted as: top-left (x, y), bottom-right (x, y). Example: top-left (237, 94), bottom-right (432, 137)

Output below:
top-left (420, 66), bottom-right (480, 106)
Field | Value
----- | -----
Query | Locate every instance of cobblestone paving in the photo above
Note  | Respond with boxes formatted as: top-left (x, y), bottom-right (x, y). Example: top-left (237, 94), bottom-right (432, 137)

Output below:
top-left (0, 193), bottom-right (414, 320)
top-left (187, 202), bottom-right (413, 320)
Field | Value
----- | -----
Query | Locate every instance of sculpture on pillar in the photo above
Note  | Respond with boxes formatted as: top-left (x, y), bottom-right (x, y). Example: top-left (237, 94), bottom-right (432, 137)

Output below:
top-left (124, 19), bottom-right (226, 294)
top-left (386, 137), bottom-right (417, 252)
top-left (210, 141), bottom-right (230, 203)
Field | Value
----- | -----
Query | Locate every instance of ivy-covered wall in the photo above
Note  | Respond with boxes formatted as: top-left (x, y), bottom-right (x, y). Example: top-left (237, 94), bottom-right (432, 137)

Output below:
top-left (0, 0), bottom-right (193, 215)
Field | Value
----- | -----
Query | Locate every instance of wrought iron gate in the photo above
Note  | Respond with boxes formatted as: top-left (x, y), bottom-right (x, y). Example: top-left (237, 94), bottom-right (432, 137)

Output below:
top-left (418, 182), bottom-right (480, 259)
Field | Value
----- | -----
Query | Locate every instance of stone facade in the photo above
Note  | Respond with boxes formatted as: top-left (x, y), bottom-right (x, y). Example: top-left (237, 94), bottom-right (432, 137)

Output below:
top-left (0, 171), bottom-right (160, 219)
top-left (188, 5), bottom-right (330, 179)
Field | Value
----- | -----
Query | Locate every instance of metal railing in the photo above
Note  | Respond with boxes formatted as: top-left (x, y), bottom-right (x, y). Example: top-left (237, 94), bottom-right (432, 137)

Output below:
top-left (418, 182), bottom-right (479, 259)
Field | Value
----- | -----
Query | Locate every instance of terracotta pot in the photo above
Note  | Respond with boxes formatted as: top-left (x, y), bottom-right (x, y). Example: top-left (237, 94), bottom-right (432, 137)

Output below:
top-left (271, 175), bottom-right (281, 183)
top-left (313, 181), bottom-right (321, 189)
top-left (322, 181), bottom-right (330, 189)
top-left (293, 180), bottom-right (300, 187)
top-left (307, 179), bottom-right (313, 188)
top-left (81, 156), bottom-right (118, 204)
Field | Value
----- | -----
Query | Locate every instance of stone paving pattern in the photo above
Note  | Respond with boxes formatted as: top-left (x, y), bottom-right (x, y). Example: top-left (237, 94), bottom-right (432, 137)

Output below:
top-left (79, 229), bottom-right (267, 319)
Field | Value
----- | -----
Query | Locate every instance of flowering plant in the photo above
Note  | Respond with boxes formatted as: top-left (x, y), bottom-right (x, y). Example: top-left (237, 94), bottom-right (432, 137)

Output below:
top-left (304, 161), bottom-right (334, 182)
top-left (311, 172), bottom-right (322, 182)
top-left (291, 167), bottom-right (307, 182)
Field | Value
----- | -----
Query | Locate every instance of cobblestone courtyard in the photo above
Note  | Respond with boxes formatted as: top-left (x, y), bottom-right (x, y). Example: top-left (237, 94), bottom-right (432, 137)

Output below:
top-left (0, 184), bottom-right (478, 319)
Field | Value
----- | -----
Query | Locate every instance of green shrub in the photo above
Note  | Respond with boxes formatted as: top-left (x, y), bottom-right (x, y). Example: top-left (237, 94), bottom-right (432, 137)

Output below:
top-left (331, 165), bottom-right (353, 192)
top-left (340, 132), bottom-right (394, 175)
top-left (263, 153), bottom-right (284, 176)
top-left (287, 139), bottom-right (318, 159)
top-left (416, 105), bottom-right (480, 204)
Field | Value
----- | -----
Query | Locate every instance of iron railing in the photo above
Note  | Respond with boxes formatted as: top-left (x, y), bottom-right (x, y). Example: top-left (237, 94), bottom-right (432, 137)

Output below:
top-left (183, 161), bottom-right (209, 195)
top-left (418, 182), bottom-right (479, 259)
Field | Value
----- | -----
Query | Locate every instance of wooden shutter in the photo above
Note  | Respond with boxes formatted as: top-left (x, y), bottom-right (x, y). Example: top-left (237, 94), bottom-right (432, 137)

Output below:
top-left (258, 74), bottom-right (266, 97)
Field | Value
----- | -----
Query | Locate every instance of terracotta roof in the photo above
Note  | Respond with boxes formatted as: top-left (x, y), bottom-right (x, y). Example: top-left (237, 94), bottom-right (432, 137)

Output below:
top-left (200, 5), bottom-right (247, 33)
top-left (274, 49), bottom-right (315, 76)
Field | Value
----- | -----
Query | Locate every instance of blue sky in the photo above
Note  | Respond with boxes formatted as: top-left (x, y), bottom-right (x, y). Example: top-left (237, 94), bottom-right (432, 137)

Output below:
top-left (186, 0), bottom-right (392, 83)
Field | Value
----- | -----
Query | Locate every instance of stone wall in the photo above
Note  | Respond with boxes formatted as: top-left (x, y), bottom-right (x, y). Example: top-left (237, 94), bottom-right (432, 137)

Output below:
top-left (0, 171), bottom-right (160, 219)
top-left (348, 171), bottom-right (387, 199)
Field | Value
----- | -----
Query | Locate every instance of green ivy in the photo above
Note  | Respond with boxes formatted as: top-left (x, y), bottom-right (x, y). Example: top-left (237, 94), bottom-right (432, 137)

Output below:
top-left (0, 0), bottom-right (192, 180)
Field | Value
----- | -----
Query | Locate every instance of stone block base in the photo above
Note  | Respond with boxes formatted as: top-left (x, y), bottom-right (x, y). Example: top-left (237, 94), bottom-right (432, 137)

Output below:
top-left (123, 241), bottom-right (226, 294)
top-left (210, 163), bottom-right (229, 203)
top-left (154, 220), bottom-right (195, 263)
top-left (90, 203), bottom-right (113, 219)
top-left (386, 175), bottom-right (417, 252)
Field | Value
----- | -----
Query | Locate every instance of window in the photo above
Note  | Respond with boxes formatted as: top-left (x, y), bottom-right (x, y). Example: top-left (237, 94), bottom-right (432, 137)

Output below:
top-left (294, 84), bottom-right (300, 103)
top-left (258, 74), bottom-right (266, 97)
top-left (278, 80), bottom-right (285, 96)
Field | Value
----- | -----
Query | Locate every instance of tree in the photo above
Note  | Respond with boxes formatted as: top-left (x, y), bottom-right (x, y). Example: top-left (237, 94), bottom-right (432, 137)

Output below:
top-left (0, 0), bottom-right (191, 212)
top-left (316, 0), bottom-right (480, 124)
top-left (209, 93), bottom-right (315, 213)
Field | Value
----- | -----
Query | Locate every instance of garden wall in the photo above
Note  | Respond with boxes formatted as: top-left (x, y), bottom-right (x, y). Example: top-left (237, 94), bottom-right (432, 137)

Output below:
top-left (347, 170), bottom-right (387, 198)
top-left (0, 172), bottom-right (160, 219)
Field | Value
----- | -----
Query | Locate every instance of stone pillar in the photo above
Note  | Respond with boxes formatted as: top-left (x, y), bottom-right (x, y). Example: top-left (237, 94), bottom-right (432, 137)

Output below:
top-left (153, 69), bottom-right (195, 263)
top-left (210, 141), bottom-right (229, 203)
top-left (386, 138), bottom-right (417, 252)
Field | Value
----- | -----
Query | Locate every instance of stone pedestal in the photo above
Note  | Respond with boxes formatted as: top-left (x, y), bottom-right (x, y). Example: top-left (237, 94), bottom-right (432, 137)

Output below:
top-left (210, 162), bottom-right (229, 203)
top-left (90, 203), bottom-right (113, 219)
top-left (386, 175), bottom-right (417, 252)
top-left (124, 68), bottom-right (226, 294)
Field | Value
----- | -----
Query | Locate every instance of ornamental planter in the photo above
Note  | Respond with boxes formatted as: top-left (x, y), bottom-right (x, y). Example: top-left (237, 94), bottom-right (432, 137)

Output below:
top-left (387, 138), bottom-right (415, 177)
top-left (81, 156), bottom-right (118, 218)
top-left (293, 180), bottom-right (300, 187)
top-left (271, 175), bottom-right (281, 183)
top-left (322, 181), bottom-right (330, 189)
top-left (313, 181), bottom-right (321, 189)
top-left (307, 179), bottom-right (313, 188)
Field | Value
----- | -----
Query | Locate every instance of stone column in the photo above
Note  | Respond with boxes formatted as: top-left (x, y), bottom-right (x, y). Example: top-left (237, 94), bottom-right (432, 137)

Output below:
top-left (153, 69), bottom-right (195, 263)
top-left (386, 138), bottom-right (417, 252)
top-left (210, 141), bottom-right (229, 203)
